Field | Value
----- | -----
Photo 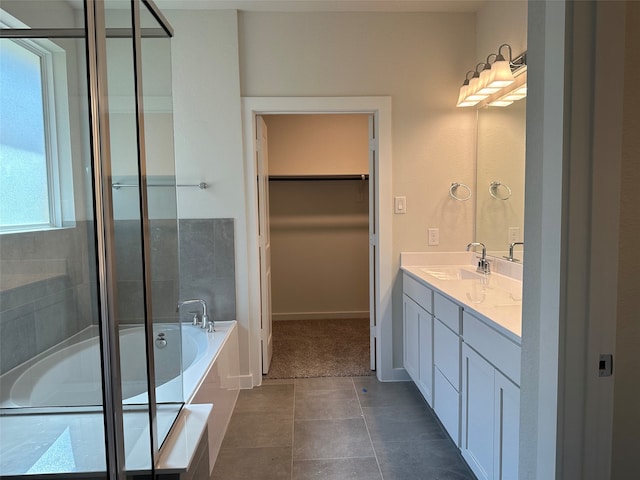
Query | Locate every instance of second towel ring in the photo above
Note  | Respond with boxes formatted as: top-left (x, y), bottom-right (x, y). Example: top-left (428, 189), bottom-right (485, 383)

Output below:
top-left (489, 181), bottom-right (512, 200)
top-left (449, 182), bottom-right (472, 201)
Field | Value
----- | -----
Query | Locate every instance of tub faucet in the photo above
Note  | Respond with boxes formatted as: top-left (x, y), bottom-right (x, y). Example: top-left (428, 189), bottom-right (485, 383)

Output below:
top-left (504, 242), bottom-right (524, 262)
top-left (177, 299), bottom-right (213, 332)
top-left (466, 242), bottom-right (491, 274)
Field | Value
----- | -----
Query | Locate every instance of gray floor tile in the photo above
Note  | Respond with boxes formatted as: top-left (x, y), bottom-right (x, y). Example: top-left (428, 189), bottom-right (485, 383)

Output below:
top-left (292, 457), bottom-right (382, 480)
top-left (293, 418), bottom-right (374, 460)
top-left (213, 377), bottom-right (478, 480)
top-left (353, 379), bottom-right (425, 408)
top-left (211, 447), bottom-right (292, 480)
top-left (262, 378), bottom-right (296, 385)
top-left (295, 388), bottom-right (362, 420)
top-left (221, 412), bottom-right (293, 449)
top-left (295, 377), bottom-right (355, 391)
top-left (363, 404), bottom-right (447, 444)
top-left (375, 439), bottom-right (476, 480)
top-left (234, 384), bottom-right (295, 414)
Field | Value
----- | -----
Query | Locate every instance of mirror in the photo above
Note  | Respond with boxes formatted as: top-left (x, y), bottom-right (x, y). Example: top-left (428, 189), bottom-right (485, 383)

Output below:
top-left (475, 97), bottom-right (526, 261)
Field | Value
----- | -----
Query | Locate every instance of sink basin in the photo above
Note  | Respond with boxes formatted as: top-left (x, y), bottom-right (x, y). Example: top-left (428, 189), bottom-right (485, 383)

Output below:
top-left (420, 266), bottom-right (484, 281)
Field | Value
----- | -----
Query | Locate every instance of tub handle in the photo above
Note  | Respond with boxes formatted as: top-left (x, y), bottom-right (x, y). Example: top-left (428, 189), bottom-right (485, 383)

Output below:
top-left (155, 332), bottom-right (167, 349)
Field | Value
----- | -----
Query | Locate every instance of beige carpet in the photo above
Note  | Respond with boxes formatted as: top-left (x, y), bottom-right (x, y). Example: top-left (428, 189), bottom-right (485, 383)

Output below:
top-left (264, 318), bottom-right (374, 379)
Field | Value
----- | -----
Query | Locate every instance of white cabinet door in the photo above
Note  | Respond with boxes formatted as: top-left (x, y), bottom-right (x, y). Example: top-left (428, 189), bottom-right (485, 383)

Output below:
top-left (462, 344), bottom-right (495, 480)
top-left (403, 293), bottom-right (433, 406)
top-left (434, 367), bottom-right (460, 446)
top-left (494, 370), bottom-right (520, 480)
top-left (462, 344), bottom-right (521, 480)
top-left (417, 309), bottom-right (433, 406)
top-left (403, 295), bottom-right (420, 382)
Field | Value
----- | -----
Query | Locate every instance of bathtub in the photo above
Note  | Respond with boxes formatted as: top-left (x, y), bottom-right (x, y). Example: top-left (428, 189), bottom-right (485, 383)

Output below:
top-left (0, 321), bottom-right (239, 477)
top-left (1, 322), bottom-right (234, 407)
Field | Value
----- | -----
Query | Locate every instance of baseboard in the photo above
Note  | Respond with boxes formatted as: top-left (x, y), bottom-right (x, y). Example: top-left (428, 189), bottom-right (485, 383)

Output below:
top-left (238, 374), bottom-right (255, 389)
top-left (273, 311), bottom-right (369, 321)
top-left (377, 367), bottom-right (411, 382)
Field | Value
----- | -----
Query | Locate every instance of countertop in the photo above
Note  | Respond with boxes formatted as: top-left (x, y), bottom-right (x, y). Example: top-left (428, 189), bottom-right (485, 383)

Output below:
top-left (401, 252), bottom-right (522, 343)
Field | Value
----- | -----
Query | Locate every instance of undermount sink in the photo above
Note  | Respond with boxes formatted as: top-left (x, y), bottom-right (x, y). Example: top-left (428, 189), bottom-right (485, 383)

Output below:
top-left (419, 266), bottom-right (485, 281)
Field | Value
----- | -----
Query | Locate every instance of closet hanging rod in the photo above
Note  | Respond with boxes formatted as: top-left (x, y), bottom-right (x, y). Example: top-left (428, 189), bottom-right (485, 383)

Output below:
top-left (268, 174), bottom-right (368, 181)
top-left (112, 182), bottom-right (208, 190)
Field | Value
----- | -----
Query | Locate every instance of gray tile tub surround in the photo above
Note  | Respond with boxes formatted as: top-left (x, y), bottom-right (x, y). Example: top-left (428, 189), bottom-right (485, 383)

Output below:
top-left (113, 219), bottom-right (180, 324)
top-left (178, 219), bottom-right (236, 322)
top-left (0, 222), bottom-right (97, 375)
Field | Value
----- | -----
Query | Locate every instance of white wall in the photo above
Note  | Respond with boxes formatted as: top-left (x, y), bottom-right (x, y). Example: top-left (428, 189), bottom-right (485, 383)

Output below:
top-left (166, 10), bottom-right (251, 376)
top-left (611, 1), bottom-right (640, 474)
top-left (239, 11), bottom-right (477, 367)
top-left (269, 180), bottom-right (370, 320)
top-left (476, 0), bottom-right (528, 62)
top-left (521, 1), bottom-right (566, 478)
top-left (264, 114), bottom-right (369, 175)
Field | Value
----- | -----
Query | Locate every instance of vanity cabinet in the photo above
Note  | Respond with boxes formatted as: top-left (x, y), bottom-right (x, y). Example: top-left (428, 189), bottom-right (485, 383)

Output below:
top-left (461, 312), bottom-right (520, 480)
top-left (401, 268), bottom-right (521, 480)
top-left (402, 274), bottom-right (434, 406)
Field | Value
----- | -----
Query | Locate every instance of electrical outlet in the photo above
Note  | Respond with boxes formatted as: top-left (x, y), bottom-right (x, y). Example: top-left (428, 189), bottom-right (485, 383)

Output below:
top-left (394, 196), bottom-right (407, 214)
top-left (428, 228), bottom-right (440, 246)
top-left (508, 227), bottom-right (521, 243)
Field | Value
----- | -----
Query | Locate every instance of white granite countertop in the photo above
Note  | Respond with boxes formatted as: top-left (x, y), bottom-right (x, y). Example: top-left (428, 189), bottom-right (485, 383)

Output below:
top-left (401, 252), bottom-right (522, 343)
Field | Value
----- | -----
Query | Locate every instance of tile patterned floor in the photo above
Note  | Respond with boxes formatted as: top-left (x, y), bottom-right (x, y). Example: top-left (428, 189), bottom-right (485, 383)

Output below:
top-left (211, 377), bottom-right (477, 480)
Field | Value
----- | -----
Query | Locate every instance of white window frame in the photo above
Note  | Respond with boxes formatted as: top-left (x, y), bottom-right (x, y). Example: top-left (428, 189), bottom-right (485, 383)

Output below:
top-left (0, 10), bottom-right (75, 234)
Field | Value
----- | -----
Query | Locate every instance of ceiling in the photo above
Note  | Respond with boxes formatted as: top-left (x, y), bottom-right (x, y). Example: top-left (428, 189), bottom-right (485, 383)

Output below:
top-left (64, 0), bottom-right (488, 13)
top-left (152, 0), bottom-right (488, 13)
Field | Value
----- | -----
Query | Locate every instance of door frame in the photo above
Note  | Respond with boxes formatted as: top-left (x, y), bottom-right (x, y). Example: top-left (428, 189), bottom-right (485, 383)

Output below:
top-left (241, 96), bottom-right (394, 386)
top-left (255, 116), bottom-right (273, 374)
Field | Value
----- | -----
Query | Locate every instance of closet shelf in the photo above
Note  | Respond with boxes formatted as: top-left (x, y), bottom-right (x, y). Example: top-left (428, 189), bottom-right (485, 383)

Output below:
top-left (268, 174), bottom-right (368, 181)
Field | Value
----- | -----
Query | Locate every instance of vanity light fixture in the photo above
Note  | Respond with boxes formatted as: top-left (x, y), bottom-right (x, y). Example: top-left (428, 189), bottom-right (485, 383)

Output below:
top-left (466, 63), bottom-right (490, 102)
top-left (482, 44), bottom-right (516, 90)
top-left (456, 71), bottom-right (480, 107)
top-left (457, 44), bottom-right (527, 108)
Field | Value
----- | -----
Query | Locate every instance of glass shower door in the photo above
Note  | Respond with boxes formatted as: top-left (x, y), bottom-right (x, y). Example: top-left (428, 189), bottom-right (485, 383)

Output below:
top-left (0, 1), bottom-right (108, 477)
top-left (138, 3), bottom-right (183, 446)
top-left (103, 0), bottom-right (180, 472)
top-left (0, 0), bottom-right (179, 477)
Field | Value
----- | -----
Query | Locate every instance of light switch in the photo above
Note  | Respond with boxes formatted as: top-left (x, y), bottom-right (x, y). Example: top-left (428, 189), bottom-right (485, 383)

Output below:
top-left (394, 196), bottom-right (406, 214)
top-left (428, 228), bottom-right (440, 246)
top-left (508, 227), bottom-right (521, 243)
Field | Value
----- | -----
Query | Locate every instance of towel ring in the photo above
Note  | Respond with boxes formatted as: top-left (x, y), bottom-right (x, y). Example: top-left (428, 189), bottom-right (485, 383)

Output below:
top-left (489, 181), bottom-right (512, 200)
top-left (449, 182), bottom-right (472, 201)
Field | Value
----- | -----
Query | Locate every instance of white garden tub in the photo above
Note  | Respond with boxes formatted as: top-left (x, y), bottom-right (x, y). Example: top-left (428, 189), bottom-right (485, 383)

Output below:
top-left (0, 321), bottom-right (239, 477)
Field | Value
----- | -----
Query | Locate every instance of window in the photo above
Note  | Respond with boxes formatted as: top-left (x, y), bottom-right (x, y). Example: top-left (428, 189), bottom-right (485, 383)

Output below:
top-left (0, 10), bottom-right (74, 233)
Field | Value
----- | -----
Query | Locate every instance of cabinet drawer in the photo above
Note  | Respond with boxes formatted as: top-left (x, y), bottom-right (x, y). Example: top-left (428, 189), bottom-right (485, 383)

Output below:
top-left (434, 318), bottom-right (460, 390)
top-left (403, 273), bottom-right (433, 313)
top-left (434, 367), bottom-right (460, 446)
top-left (434, 292), bottom-right (461, 333)
top-left (463, 312), bottom-right (521, 385)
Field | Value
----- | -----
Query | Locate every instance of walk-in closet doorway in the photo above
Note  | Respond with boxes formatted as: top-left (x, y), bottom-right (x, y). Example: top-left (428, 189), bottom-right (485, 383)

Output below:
top-left (242, 96), bottom-right (395, 386)
top-left (259, 113), bottom-right (373, 379)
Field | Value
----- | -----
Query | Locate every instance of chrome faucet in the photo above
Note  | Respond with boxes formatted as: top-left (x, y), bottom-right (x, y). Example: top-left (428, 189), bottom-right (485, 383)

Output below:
top-left (466, 242), bottom-right (491, 274)
top-left (504, 242), bottom-right (524, 262)
top-left (177, 299), bottom-right (214, 332)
